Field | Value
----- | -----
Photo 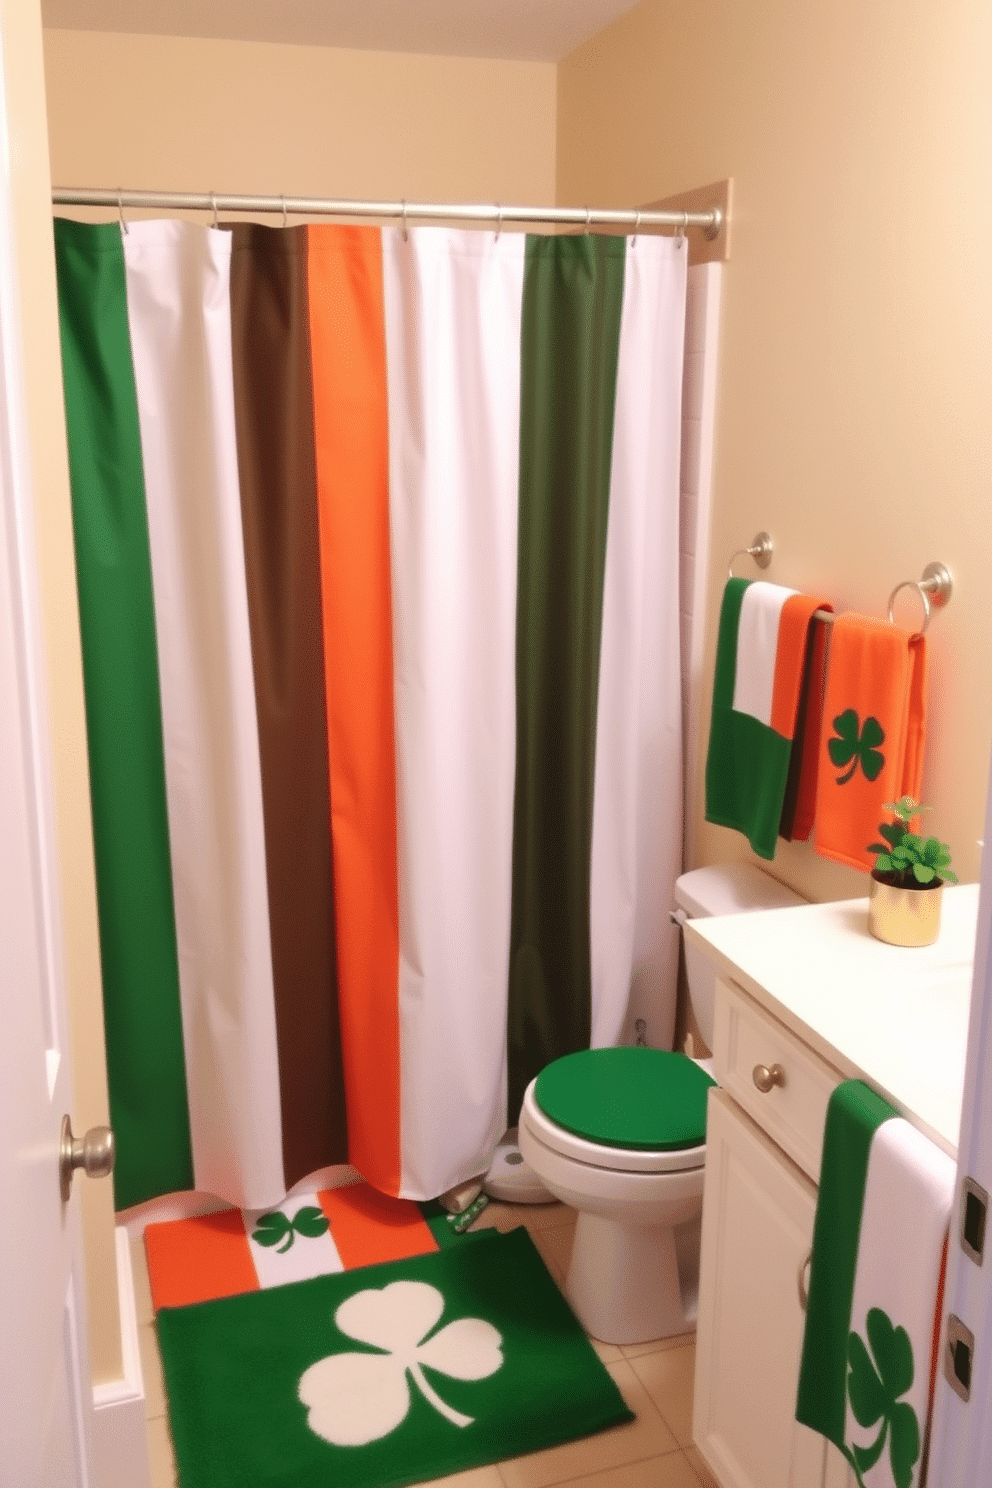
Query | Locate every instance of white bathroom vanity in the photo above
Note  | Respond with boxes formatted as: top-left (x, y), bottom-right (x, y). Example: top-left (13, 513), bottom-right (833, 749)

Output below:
top-left (687, 883), bottom-right (979, 1488)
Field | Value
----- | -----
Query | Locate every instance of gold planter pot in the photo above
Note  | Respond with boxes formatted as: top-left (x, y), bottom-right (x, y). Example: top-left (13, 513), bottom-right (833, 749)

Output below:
top-left (868, 874), bottom-right (944, 948)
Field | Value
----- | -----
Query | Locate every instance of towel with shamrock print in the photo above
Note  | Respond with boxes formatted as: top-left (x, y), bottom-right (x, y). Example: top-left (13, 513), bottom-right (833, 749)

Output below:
top-left (796, 1081), bottom-right (954, 1488)
top-left (814, 613), bottom-right (927, 871)
top-left (704, 578), bottom-right (833, 859)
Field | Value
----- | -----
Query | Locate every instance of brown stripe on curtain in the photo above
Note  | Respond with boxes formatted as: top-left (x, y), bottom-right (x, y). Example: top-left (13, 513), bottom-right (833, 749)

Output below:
top-left (229, 224), bottom-right (348, 1183)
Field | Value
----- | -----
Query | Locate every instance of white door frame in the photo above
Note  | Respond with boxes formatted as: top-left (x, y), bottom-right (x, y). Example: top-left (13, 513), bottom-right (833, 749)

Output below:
top-left (930, 753), bottom-right (992, 1483)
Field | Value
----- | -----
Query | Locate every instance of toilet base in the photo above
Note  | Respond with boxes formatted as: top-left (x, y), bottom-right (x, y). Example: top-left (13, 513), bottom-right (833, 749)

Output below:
top-left (564, 1210), bottom-right (700, 1345)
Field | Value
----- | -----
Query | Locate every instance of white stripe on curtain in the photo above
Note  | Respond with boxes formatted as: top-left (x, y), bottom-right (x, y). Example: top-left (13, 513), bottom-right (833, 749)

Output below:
top-left (589, 235), bottom-right (687, 1050)
top-left (382, 227), bottom-right (525, 1199)
top-left (122, 220), bottom-right (286, 1208)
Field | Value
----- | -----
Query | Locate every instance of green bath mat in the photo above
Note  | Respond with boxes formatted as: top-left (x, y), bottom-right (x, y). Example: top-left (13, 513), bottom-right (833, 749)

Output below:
top-left (157, 1226), bottom-right (633, 1488)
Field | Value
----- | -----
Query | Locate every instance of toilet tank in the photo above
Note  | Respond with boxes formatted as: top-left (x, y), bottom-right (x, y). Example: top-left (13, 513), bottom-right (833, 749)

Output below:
top-left (673, 864), bottom-right (805, 1050)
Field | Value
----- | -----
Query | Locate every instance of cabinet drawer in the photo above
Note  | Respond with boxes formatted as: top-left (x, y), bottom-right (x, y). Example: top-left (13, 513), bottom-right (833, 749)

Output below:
top-left (712, 977), bottom-right (843, 1182)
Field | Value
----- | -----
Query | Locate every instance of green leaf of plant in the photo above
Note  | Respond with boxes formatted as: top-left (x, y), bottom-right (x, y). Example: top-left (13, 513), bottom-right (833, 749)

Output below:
top-left (292, 1205), bottom-right (330, 1239)
top-left (252, 1211), bottom-right (292, 1250)
top-left (880, 822), bottom-right (903, 849)
top-left (847, 1331), bottom-right (887, 1427)
top-left (912, 864), bottom-right (935, 884)
top-left (888, 1400), bottom-right (921, 1488)
top-left (873, 854), bottom-right (894, 873)
top-left (921, 837), bottom-right (942, 864)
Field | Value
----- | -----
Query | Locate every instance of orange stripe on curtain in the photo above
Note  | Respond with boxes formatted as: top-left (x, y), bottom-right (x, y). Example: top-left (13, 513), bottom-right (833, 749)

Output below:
top-left (306, 225), bottom-right (401, 1195)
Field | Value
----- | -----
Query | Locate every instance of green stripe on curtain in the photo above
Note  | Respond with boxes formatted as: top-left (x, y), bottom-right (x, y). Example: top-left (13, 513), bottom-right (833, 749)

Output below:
top-left (54, 218), bottom-right (194, 1208)
top-left (507, 234), bottom-right (626, 1118)
top-left (228, 225), bottom-right (349, 1185)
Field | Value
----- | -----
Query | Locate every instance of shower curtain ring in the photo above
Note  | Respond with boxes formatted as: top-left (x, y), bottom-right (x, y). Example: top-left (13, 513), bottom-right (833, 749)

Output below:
top-left (631, 209), bottom-right (641, 246)
top-left (401, 199), bottom-right (409, 241)
top-left (117, 190), bottom-right (129, 236)
top-left (210, 192), bottom-right (218, 229)
top-left (585, 205), bottom-right (591, 232)
top-left (675, 210), bottom-right (687, 248)
top-left (494, 203), bottom-right (502, 241)
top-left (281, 196), bottom-right (288, 229)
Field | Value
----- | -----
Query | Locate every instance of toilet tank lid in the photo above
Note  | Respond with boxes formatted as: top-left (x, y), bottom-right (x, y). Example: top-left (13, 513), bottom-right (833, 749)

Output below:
top-left (674, 863), bottom-right (806, 919)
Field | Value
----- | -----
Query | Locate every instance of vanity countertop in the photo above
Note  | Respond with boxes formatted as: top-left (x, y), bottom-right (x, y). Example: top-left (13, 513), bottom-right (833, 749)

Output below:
top-left (685, 882), bottom-right (981, 1156)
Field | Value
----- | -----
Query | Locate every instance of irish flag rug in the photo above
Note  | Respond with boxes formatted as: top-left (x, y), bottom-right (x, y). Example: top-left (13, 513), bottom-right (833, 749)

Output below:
top-left (144, 1182), bottom-right (459, 1310)
top-left (156, 1226), bottom-right (633, 1488)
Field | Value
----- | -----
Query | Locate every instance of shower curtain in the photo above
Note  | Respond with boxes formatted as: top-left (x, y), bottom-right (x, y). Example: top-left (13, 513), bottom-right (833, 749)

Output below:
top-left (54, 217), bottom-right (686, 1213)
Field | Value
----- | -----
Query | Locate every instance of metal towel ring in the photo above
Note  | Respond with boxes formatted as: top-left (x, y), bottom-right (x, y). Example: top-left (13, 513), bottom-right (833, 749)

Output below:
top-left (887, 580), bottom-right (932, 635)
top-left (887, 563), bottom-right (953, 637)
top-left (728, 531), bottom-right (774, 579)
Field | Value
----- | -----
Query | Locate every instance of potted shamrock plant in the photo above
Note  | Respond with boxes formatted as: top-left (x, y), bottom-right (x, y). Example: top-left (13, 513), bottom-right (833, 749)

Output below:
top-left (866, 796), bottom-right (957, 947)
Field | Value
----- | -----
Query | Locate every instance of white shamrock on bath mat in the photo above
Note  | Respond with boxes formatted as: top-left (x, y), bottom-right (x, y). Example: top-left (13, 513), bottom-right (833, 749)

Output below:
top-left (299, 1279), bottom-right (503, 1447)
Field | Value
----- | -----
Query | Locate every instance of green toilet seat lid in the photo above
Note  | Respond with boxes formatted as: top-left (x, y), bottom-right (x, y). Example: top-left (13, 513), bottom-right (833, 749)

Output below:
top-left (534, 1047), bottom-right (716, 1151)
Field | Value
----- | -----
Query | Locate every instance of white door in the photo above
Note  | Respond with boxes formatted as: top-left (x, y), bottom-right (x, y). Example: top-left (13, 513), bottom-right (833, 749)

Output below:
top-left (929, 752), bottom-right (992, 1484)
top-left (0, 35), bottom-right (100, 1484)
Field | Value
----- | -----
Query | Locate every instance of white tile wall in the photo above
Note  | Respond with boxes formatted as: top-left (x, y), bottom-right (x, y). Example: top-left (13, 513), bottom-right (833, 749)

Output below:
top-left (680, 264), bottom-right (723, 869)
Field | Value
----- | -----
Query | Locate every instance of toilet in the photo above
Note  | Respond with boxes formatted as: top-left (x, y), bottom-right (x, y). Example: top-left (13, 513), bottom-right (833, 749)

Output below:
top-left (518, 862), bottom-right (804, 1344)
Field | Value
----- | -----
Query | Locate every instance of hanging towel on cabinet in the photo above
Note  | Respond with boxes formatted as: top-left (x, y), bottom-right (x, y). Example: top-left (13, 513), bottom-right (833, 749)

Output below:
top-left (814, 614), bottom-right (927, 872)
top-left (705, 579), bottom-right (833, 859)
top-left (796, 1080), bottom-right (954, 1488)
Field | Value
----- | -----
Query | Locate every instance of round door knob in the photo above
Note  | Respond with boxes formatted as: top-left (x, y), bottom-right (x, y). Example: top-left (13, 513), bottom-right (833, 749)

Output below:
top-left (60, 1115), bottom-right (115, 1202)
top-left (752, 1062), bottom-right (786, 1094)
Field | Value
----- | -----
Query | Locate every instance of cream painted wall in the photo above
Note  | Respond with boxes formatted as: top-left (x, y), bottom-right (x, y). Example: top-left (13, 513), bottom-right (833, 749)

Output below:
top-left (0, 0), bottom-right (121, 1383)
top-left (559, 0), bottom-right (992, 901)
top-left (43, 29), bottom-right (557, 206)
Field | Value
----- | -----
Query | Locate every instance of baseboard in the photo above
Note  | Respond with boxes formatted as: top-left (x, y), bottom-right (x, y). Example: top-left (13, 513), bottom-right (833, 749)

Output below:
top-left (90, 1227), bottom-right (152, 1488)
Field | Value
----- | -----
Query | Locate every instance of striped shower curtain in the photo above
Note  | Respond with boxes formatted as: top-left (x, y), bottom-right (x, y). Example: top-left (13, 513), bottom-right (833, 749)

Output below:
top-left (54, 217), bottom-right (686, 1213)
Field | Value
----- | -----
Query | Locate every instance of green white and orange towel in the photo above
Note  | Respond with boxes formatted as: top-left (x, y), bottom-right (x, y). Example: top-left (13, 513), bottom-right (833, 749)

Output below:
top-left (144, 1182), bottom-right (446, 1311)
top-left (796, 1081), bottom-right (954, 1488)
top-left (705, 579), bottom-right (832, 859)
top-left (814, 614), bottom-right (928, 872)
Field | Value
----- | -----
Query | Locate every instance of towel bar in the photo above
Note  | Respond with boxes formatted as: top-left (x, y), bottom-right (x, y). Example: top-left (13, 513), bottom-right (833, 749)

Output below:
top-left (728, 534), bottom-right (952, 637)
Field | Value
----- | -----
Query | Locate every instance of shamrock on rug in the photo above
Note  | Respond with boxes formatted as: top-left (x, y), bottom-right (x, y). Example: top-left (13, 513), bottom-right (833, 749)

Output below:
top-left (157, 1226), bottom-right (633, 1488)
top-left (144, 1181), bottom-right (449, 1309)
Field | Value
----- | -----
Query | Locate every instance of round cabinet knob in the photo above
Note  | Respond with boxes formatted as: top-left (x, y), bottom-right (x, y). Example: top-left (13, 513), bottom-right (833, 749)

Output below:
top-left (60, 1115), bottom-right (115, 1201)
top-left (752, 1062), bottom-right (786, 1094)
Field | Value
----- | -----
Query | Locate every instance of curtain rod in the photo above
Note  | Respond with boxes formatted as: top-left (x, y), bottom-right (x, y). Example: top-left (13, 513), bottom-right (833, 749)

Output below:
top-left (51, 187), bottom-right (724, 238)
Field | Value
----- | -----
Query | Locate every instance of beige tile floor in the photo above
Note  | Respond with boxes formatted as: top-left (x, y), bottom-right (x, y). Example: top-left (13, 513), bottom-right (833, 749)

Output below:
top-left (133, 1199), bottom-right (720, 1488)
